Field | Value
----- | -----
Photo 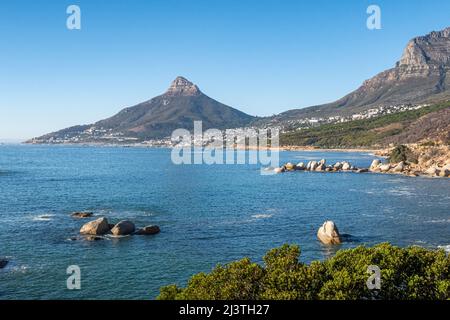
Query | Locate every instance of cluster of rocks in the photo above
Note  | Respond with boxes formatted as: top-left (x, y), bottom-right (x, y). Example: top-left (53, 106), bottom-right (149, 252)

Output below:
top-left (369, 159), bottom-right (450, 177)
top-left (272, 157), bottom-right (450, 178)
top-left (73, 215), bottom-right (160, 241)
top-left (273, 159), bottom-right (367, 174)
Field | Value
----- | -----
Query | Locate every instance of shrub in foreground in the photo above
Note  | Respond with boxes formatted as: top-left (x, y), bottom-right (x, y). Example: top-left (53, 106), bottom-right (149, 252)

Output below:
top-left (158, 243), bottom-right (450, 300)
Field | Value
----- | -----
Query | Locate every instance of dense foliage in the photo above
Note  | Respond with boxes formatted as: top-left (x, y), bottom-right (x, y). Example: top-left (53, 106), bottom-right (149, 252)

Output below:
top-left (389, 145), bottom-right (418, 164)
top-left (158, 243), bottom-right (450, 300)
top-left (280, 102), bottom-right (450, 148)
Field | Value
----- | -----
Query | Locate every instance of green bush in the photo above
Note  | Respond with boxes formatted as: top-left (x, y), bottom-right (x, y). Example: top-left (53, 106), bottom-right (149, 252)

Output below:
top-left (389, 145), bottom-right (418, 164)
top-left (158, 243), bottom-right (450, 300)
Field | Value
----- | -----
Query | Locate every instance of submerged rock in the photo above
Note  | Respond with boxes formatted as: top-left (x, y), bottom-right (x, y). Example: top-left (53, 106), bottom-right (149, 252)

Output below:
top-left (111, 220), bottom-right (136, 236)
top-left (80, 217), bottom-right (110, 235)
top-left (317, 221), bottom-right (342, 245)
top-left (85, 235), bottom-right (104, 241)
top-left (0, 259), bottom-right (8, 269)
top-left (135, 225), bottom-right (161, 235)
top-left (71, 212), bottom-right (93, 218)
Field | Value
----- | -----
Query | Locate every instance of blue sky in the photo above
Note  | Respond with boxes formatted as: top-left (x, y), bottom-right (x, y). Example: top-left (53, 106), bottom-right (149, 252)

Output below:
top-left (1, 0), bottom-right (449, 141)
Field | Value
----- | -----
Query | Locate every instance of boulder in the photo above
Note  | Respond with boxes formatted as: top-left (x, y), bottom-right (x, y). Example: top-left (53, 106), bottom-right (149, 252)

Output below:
top-left (0, 259), bottom-right (8, 269)
top-left (356, 168), bottom-right (369, 173)
top-left (309, 161), bottom-right (318, 171)
top-left (71, 211), bottom-right (93, 218)
top-left (80, 217), bottom-right (110, 235)
top-left (333, 162), bottom-right (342, 170)
top-left (111, 220), bottom-right (136, 236)
top-left (370, 159), bottom-right (381, 170)
top-left (393, 161), bottom-right (405, 173)
top-left (439, 168), bottom-right (450, 177)
top-left (135, 225), bottom-right (161, 235)
top-left (319, 159), bottom-right (326, 165)
top-left (274, 167), bottom-right (284, 174)
top-left (317, 221), bottom-right (342, 245)
top-left (425, 166), bottom-right (439, 176)
top-left (285, 163), bottom-right (295, 171)
top-left (342, 162), bottom-right (351, 171)
top-left (325, 167), bottom-right (332, 172)
top-left (316, 163), bottom-right (326, 171)
top-left (296, 162), bottom-right (305, 170)
top-left (379, 164), bottom-right (391, 172)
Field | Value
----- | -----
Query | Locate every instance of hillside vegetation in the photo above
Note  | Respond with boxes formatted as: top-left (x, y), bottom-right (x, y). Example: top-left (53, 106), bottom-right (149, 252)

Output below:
top-left (280, 101), bottom-right (450, 148)
top-left (158, 243), bottom-right (450, 300)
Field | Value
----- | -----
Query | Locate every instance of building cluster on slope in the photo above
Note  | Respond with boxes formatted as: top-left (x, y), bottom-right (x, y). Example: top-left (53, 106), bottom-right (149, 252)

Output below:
top-left (30, 103), bottom-right (429, 146)
top-left (272, 103), bottom-right (429, 131)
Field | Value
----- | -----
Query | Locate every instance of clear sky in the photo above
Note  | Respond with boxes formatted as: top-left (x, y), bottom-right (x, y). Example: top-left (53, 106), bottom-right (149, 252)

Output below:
top-left (1, 0), bottom-right (449, 141)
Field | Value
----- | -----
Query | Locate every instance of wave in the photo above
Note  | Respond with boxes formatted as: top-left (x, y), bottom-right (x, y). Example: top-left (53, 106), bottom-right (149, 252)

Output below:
top-left (438, 245), bottom-right (450, 253)
top-left (31, 214), bottom-right (55, 221)
top-left (251, 214), bottom-right (273, 219)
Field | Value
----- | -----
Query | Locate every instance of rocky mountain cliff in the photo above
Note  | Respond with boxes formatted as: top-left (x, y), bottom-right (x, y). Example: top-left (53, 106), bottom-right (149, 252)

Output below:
top-left (272, 27), bottom-right (450, 121)
top-left (30, 77), bottom-right (255, 143)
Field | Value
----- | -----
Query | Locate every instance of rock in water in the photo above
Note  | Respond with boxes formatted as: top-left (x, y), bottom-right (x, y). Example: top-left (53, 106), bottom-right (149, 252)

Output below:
top-left (309, 161), bottom-right (318, 171)
top-left (80, 217), bottom-right (110, 235)
top-left (296, 162), bottom-right (305, 170)
top-left (274, 167), bottom-right (284, 174)
top-left (393, 161), bottom-right (405, 172)
top-left (370, 159), bottom-right (381, 170)
top-left (71, 212), bottom-right (93, 218)
top-left (333, 162), bottom-right (342, 170)
top-left (111, 220), bottom-right (136, 236)
top-left (342, 162), bottom-right (351, 170)
top-left (379, 164), bottom-right (391, 172)
top-left (0, 259), bottom-right (8, 269)
top-left (135, 225), bottom-right (161, 235)
top-left (285, 163), bottom-right (295, 171)
top-left (316, 163), bottom-right (326, 171)
top-left (317, 221), bottom-right (342, 245)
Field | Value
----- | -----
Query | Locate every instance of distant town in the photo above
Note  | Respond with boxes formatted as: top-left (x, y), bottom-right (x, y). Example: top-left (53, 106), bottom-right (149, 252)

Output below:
top-left (28, 103), bottom-right (430, 147)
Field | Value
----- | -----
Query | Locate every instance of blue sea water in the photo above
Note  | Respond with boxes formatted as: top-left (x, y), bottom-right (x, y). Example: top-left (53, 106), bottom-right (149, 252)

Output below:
top-left (0, 145), bottom-right (449, 299)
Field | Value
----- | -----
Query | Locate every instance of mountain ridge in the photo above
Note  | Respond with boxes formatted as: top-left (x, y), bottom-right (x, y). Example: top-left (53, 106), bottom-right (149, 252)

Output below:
top-left (267, 26), bottom-right (450, 123)
top-left (29, 27), bottom-right (450, 145)
top-left (29, 77), bottom-right (256, 143)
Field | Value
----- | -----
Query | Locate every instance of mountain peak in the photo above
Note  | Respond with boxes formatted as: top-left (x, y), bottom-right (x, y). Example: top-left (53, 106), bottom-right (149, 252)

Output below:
top-left (399, 26), bottom-right (450, 67)
top-left (165, 76), bottom-right (201, 96)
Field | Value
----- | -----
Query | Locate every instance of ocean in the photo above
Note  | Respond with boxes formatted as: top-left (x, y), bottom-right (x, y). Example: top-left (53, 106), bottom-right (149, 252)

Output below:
top-left (0, 145), bottom-right (449, 299)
